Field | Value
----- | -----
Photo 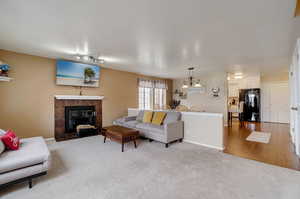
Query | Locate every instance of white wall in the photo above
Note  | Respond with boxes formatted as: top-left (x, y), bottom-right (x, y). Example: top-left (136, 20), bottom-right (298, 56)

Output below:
top-left (261, 73), bottom-right (290, 123)
top-left (182, 112), bottom-right (224, 150)
top-left (173, 73), bottom-right (228, 122)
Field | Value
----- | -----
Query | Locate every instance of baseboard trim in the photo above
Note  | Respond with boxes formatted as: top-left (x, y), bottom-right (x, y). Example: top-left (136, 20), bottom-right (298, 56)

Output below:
top-left (183, 139), bottom-right (224, 151)
top-left (44, 137), bottom-right (55, 142)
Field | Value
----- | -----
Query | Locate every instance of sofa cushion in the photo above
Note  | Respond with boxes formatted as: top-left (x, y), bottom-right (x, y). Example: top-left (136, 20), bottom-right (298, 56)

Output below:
top-left (136, 111), bottom-right (145, 122)
top-left (0, 137), bottom-right (50, 174)
top-left (164, 112), bottom-right (181, 124)
top-left (151, 112), bottom-right (166, 125)
top-left (0, 140), bottom-right (4, 155)
top-left (136, 123), bottom-right (164, 134)
top-left (143, 111), bottom-right (153, 123)
top-left (0, 129), bottom-right (6, 136)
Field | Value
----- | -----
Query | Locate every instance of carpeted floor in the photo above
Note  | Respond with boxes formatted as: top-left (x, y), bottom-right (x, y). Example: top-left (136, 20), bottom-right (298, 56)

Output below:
top-left (1, 135), bottom-right (300, 199)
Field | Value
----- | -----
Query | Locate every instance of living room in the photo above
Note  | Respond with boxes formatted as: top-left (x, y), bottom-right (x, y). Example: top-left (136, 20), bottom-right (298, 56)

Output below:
top-left (1, 0), bottom-right (300, 199)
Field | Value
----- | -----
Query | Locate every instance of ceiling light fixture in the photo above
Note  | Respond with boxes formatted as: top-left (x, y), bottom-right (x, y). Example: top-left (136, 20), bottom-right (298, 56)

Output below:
top-left (98, 59), bottom-right (105, 64)
top-left (182, 83), bottom-right (188, 89)
top-left (182, 67), bottom-right (202, 89)
top-left (83, 55), bottom-right (90, 61)
top-left (75, 55), bottom-right (105, 64)
top-left (194, 80), bottom-right (202, 87)
top-left (234, 72), bottom-right (243, 76)
top-left (234, 75), bottom-right (243, 79)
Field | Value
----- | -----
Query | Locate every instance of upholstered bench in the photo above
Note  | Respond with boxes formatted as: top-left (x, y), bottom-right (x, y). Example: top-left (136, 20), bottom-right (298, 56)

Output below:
top-left (0, 137), bottom-right (50, 189)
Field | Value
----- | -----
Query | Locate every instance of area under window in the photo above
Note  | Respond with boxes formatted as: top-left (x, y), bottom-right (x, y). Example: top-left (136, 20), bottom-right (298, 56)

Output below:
top-left (138, 79), bottom-right (167, 110)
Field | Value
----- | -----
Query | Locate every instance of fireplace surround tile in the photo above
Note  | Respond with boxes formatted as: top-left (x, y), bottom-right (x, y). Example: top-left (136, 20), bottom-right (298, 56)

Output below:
top-left (54, 99), bottom-right (102, 141)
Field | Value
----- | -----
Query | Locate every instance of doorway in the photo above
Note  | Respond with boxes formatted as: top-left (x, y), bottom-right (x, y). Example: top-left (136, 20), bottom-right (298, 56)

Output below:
top-left (261, 82), bottom-right (290, 123)
top-left (290, 38), bottom-right (300, 157)
top-left (226, 60), bottom-right (298, 170)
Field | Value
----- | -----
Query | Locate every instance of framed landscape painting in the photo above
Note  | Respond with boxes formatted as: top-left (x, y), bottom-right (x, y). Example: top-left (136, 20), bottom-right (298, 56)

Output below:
top-left (56, 60), bottom-right (100, 87)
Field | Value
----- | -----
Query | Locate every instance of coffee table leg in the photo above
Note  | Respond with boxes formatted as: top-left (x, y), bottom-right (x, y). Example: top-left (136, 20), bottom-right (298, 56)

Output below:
top-left (104, 136), bottom-right (106, 143)
top-left (134, 139), bottom-right (137, 148)
top-left (122, 141), bottom-right (124, 152)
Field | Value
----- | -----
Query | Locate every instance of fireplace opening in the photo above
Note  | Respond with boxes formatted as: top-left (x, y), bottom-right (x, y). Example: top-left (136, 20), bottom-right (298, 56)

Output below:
top-left (65, 106), bottom-right (96, 134)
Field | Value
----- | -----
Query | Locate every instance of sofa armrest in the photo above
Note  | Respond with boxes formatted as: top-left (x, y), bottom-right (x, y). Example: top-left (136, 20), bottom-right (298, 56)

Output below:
top-left (124, 116), bottom-right (137, 122)
top-left (164, 121), bottom-right (184, 142)
top-left (113, 116), bottom-right (136, 126)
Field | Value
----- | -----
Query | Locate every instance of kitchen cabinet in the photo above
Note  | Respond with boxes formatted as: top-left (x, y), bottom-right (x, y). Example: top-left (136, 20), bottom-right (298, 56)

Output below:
top-left (228, 75), bottom-right (260, 97)
top-left (228, 83), bottom-right (239, 97)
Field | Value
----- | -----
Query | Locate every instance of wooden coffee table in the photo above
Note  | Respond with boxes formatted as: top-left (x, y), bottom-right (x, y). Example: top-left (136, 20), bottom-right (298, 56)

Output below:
top-left (102, 125), bottom-right (139, 152)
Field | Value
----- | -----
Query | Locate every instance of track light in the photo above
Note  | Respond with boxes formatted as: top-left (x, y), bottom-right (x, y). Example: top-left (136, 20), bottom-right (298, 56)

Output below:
top-left (75, 55), bottom-right (105, 64)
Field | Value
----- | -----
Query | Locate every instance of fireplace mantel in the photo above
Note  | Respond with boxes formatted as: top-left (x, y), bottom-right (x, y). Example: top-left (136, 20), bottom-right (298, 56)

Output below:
top-left (55, 95), bottom-right (104, 100)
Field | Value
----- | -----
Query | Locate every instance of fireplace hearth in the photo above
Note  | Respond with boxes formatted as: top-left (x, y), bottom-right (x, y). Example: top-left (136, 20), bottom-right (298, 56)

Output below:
top-left (54, 98), bottom-right (102, 141)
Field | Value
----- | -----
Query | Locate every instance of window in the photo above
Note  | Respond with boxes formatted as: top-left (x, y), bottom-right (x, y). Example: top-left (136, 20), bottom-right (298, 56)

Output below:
top-left (138, 79), bottom-right (167, 109)
top-left (154, 88), bottom-right (166, 109)
top-left (139, 87), bottom-right (153, 109)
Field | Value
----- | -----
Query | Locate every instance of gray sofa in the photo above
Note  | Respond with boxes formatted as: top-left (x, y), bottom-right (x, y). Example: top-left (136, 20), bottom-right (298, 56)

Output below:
top-left (0, 137), bottom-right (50, 189)
top-left (113, 111), bottom-right (184, 147)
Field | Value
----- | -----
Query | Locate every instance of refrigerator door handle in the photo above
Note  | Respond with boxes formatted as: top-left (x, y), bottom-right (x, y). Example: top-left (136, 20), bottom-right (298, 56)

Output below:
top-left (291, 107), bottom-right (298, 111)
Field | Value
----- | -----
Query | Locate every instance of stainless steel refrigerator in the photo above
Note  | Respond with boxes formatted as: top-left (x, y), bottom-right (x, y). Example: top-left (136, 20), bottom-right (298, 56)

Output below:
top-left (239, 88), bottom-right (260, 122)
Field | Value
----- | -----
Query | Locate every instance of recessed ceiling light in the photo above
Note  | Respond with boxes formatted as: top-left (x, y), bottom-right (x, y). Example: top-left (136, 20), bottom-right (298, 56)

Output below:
top-left (234, 72), bottom-right (243, 76)
top-left (234, 76), bottom-right (243, 79)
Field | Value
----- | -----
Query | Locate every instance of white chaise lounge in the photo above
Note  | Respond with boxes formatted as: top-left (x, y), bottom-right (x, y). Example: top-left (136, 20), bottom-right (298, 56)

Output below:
top-left (0, 137), bottom-right (50, 189)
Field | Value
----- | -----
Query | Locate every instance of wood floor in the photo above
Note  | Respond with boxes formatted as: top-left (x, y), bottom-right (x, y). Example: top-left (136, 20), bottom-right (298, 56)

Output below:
top-left (224, 119), bottom-right (300, 171)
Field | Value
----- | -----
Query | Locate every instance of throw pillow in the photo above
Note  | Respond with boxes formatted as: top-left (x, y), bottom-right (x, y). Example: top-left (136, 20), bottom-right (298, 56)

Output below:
top-left (136, 111), bottom-right (145, 122)
top-left (0, 129), bottom-right (6, 136)
top-left (0, 140), bottom-right (5, 155)
top-left (143, 111), bottom-right (153, 123)
top-left (151, 112), bottom-right (167, 125)
top-left (1, 130), bottom-right (20, 150)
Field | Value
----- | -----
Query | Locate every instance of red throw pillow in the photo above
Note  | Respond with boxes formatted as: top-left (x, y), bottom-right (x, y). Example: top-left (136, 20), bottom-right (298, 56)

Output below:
top-left (1, 130), bottom-right (20, 150)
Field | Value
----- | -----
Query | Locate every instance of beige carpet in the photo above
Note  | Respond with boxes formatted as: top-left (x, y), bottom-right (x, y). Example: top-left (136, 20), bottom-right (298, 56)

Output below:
top-left (1, 136), bottom-right (300, 199)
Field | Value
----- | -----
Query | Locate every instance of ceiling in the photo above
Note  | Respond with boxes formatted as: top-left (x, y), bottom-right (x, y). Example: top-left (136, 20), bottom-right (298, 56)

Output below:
top-left (0, 0), bottom-right (298, 78)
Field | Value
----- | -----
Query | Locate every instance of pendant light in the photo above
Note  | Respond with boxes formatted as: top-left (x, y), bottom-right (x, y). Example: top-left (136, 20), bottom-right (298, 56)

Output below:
top-left (182, 67), bottom-right (202, 88)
